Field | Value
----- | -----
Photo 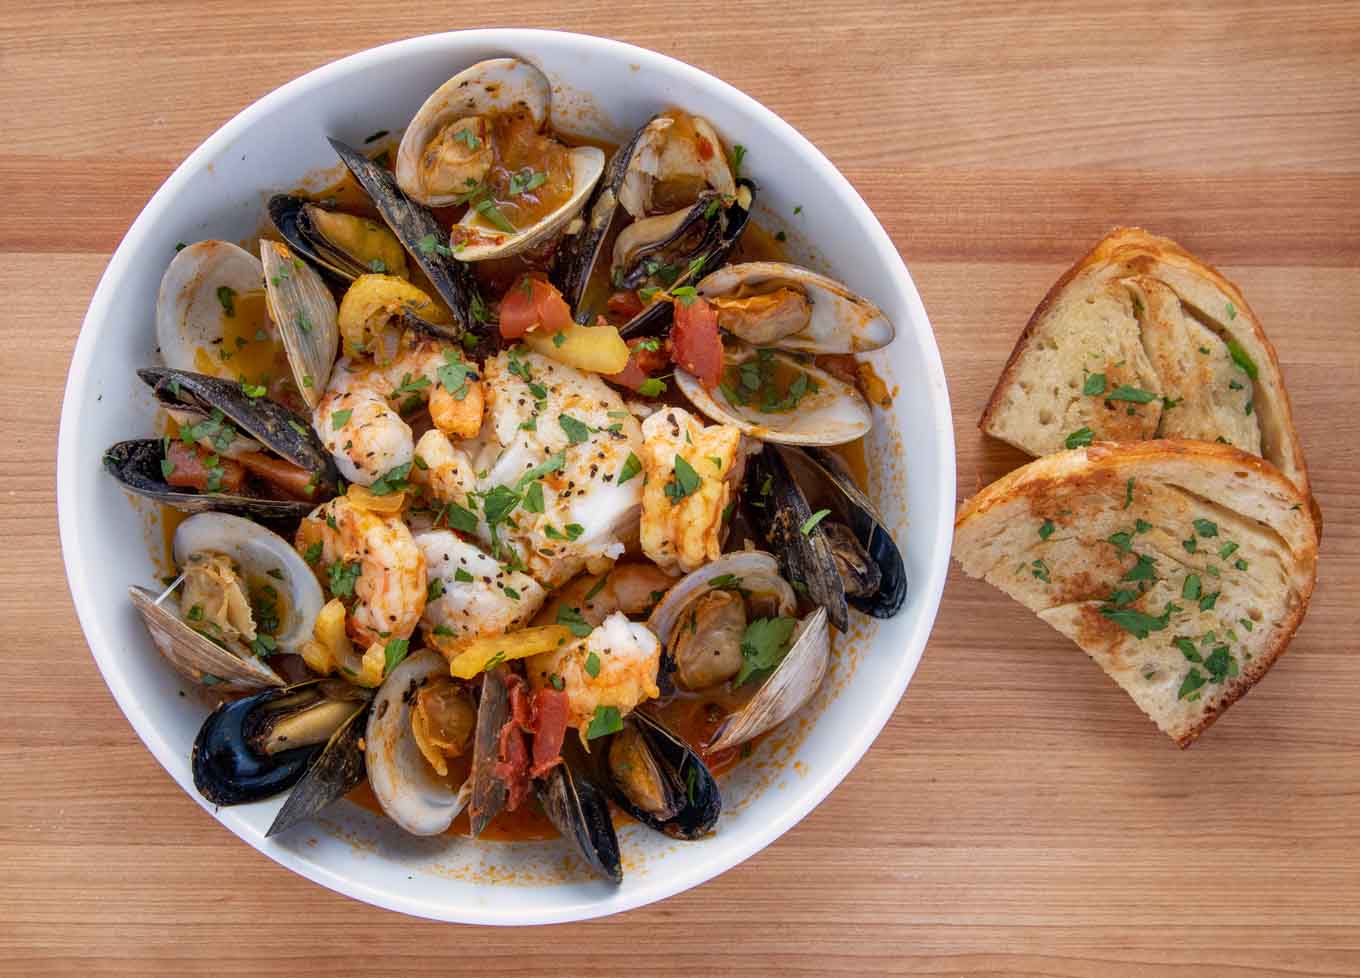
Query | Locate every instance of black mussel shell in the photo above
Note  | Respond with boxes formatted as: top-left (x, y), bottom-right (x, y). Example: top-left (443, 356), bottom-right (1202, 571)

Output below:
top-left (191, 681), bottom-right (368, 808)
top-left (267, 194), bottom-right (365, 282)
top-left (743, 442), bottom-right (851, 632)
top-left (618, 177), bottom-right (757, 340)
top-left (138, 367), bottom-right (338, 495)
top-left (327, 137), bottom-right (483, 341)
top-left (467, 664), bottom-right (510, 837)
top-left (615, 189), bottom-right (727, 291)
top-left (266, 700), bottom-right (369, 836)
top-left (597, 711), bottom-right (720, 840)
top-left (103, 438), bottom-right (319, 520)
top-left (540, 746), bottom-right (623, 884)
top-left (551, 115), bottom-right (653, 319)
top-left (796, 446), bottom-right (907, 619)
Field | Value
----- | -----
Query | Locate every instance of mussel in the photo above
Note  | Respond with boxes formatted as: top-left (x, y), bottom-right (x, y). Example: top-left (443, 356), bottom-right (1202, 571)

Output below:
top-left (393, 58), bottom-right (606, 262)
top-left (192, 679), bottom-right (370, 815)
top-left (364, 650), bottom-right (474, 835)
top-left (104, 367), bottom-right (336, 518)
top-left (268, 194), bottom-right (410, 282)
top-left (592, 710), bottom-right (720, 840)
top-left (539, 743), bottom-right (623, 884)
top-left (129, 512), bottom-right (325, 690)
top-left (648, 550), bottom-right (831, 752)
top-left (328, 137), bottom-right (482, 336)
top-left (745, 444), bottom-right (906, 631)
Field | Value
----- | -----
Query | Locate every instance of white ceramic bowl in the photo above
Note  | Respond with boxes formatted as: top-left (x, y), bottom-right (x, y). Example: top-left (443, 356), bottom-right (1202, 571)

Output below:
top-left (57, 29), bottom-right (954, 923)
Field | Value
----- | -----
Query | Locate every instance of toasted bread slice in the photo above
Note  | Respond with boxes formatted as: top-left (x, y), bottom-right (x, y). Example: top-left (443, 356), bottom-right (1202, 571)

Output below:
top-left (954, 440), bottom-right (1318, 746)
top-left (980, 228), bottom-right (1312, 506)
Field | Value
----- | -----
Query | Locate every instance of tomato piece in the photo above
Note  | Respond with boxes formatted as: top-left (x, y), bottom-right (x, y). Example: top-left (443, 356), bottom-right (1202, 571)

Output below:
top-left (603, 336), bottom-right (672, 392)
top-left (671, 297), bottom-right (724, 388)
top-left (498, 273), bottom-right (573, 340)
top-left (603, 355), bottom-right (649, 391)
top-left (814, 353), bottom-right (859, 385)
top-left (606, 290), bottom-right (644, 321)
top-left (164, 441), bottom-right (245, 493)
top-left (237, 451), bottom-right (316, 499)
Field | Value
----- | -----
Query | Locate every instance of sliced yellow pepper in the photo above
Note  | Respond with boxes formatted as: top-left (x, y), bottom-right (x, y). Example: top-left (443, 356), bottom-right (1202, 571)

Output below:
top-left (445, 624), bottom-right (573, 680)
top-left (522, 321), bottom-right (630, 374)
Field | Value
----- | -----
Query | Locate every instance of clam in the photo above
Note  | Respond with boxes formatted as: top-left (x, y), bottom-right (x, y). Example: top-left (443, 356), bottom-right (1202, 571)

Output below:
top-left (697, 262), bottom-right (895, 354)
top-left (259, 240), bottom-right (339, 408)
top-left (365, 650), bottom-right (473, 836)
top-left (744, 444), bottom-right (906, 632)
top-left (156, 239), bottom-right (306, 402)
top-left (592, 710), bottom-right (720, 840)
top-left (674, 344), bottom-right (872, 446)
top-left (104, 367), bottom-right (337, 518)
top-left (648, 550), bottom-right (830, 751)
top-left (328, 137), bottom-right (481, 336)
top-left (616, 111), bottom-right (737, 220)
top-left (393, 58), bottom-right (605, 262)
top-left (128, 512), bottom-right (325, 690)
top-left (268, 194), bottom-right (409, 281)
top-left (192, 679), bottom-right (370, 813)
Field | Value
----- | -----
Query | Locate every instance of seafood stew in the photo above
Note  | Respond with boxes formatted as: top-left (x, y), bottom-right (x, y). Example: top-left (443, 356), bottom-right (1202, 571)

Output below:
top-left (104, 55), bottom-right (907, 883)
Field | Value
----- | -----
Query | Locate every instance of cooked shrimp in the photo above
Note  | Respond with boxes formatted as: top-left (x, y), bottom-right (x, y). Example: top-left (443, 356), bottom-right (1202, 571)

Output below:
top-left (296, 494), bottom-right (426, 648)
top-left (534, 561), bottom-right (677, 629)
top-left (415, 529), bottom-right (545, 646)
top-left (411, 429), bottom-right (477, 508)
top-left (314, 334), bottom-right (483, 486)
top-left (525, 611), bottom-right (661, 736)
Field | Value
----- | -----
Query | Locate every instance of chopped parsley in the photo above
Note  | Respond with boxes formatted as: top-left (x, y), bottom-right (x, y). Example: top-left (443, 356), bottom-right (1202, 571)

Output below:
top-left (327, 560), bottom-right (362, 598)
top-left (1225, 338), bottom-right (1258, 380)
top-left (1082, 373), bottom-right (1106, 395)
top-left (216, 286), bottom-right (237, 317)
top-left (383, 637), bottom-right (409, 674)
top-left (586, 705), bottom-right (623, 740)
top-left (1193, 518), bottom-right (1218, 538)
top-left (734, 616), bottom-right (796, 687)
top-left (617, 452), bottom-right (642, 485)
top-left (368, 462), bottom-right (413, 495)
top-left (800, 509), bottom-right (832, 536)
top-left (558, 414), bottom-right (591, 445)
top-left (330, 408), bottom-right (353, 430)
top-left (1039, 519), bottom-right (1055, 540)
top-left (1065, 427), bottom-right (1095, 449)
top-left (437, 349), bottom-right (473, 399)
top-left (1107, 385), bottom-right (1158, 403)
top-left (1100, 602), bottom-right (1177, 639)
top-left (664, 454), bottom-right (702, 504)
top-left (454, 568), bottom-right (474, 583)
top-left (584, 651), bottom-right (602, 677)
top-left (508, 168), bottom-right (547, 195)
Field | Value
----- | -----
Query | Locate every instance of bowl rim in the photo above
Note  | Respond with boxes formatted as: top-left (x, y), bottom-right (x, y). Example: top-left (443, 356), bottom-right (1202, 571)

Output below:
top-left (57, 27), bottom-right (955, 924)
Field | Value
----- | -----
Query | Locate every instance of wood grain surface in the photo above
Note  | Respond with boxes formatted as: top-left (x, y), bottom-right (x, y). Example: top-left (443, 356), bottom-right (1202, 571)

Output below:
top-left (4, 2), bottom-right (1358, 975)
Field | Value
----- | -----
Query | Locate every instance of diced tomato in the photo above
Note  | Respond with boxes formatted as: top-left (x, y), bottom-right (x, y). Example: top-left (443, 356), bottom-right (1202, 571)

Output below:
top-left (498, 273), bottom-right (574, 340)
top-left (607, 290), bottom-right (644, 321)
top-left (696, 135), bottom-right (715, 161)
top-left (603, 336), bottom-right (672, 392)
top-left (164, 441), bottom-right (245, 493)
top-left (495, 674), bottom-right (534, 812)
top-left (236, 451), bottom-right (315, 499)
top-left (671, 297), bottom-right (724, 388)
top-left (529, 688), bottom-right (570, 778)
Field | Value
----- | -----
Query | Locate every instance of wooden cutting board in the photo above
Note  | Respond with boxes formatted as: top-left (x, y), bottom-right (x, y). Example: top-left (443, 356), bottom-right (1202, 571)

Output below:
top-left (3, 2), bottom-right (1356, 975)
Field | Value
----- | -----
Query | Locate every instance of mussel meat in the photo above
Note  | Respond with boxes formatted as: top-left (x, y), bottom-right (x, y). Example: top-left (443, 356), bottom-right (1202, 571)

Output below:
top-left (268, 194), bottom-right (410, 282)
top-left (192, 679), bottom-right (370, 808)
top-left (594, 710), bottom-right (720, 840)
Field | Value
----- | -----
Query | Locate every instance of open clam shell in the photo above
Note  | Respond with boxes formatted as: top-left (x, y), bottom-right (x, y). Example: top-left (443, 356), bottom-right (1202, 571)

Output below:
top-left (156, 241), bottom-right (267, 376)
top-left (365, 650), bottom-right (471, 836)
top-left (192, 679), bottom-right (370, 807)
top-left (707, 606), bottom-right (829, 753)
top-left (129, 585), bottom-right (284, 691)
top-left (260, 240), bottom-right (338, 408)
top-left (329, 137), bottom-right (480, 336)
top-left (697, 261), bottom-right (895, 354)
top-left (395, 58), bottom-right (551, 207)
top-left (675, 345), bottom-right (872, 447)
top-left (172, 512), bottom-right (325, 654)
top-left (648, 549), bottom-right (828, 751)
top-left (451, 144), bottom-right (605, 262)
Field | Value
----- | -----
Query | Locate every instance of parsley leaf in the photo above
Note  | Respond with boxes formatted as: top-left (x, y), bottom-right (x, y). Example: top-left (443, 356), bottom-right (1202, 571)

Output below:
top-left (330, 408), bottom-right (353, 430)
top-left (383, 637), bottom-right (410, 675)
top-left (800, 509), bottom-right (831, 535)
top-left (1082, 373), bottom-right (1106, 395)
top-left (327, 560), bottom-right (362, 598)
top-left (556, 605), bottom-right (593, 638)
top-left (664, 454), bottom-right (702, 504)
top-left (586, 705), bottom-right (623, 740)
top-left (1107, 385), bottom-right (1158, 403)
top-left (617, 452), bottom-right (642, 485)
top-left (1065, 427), bottom-right (1095, 449)
top-left (734, 616), bottom-right (796, 687)
top-left (559, 414), bottom-right (591, 445)
top-left (368, 462), bottom-right (413, 496)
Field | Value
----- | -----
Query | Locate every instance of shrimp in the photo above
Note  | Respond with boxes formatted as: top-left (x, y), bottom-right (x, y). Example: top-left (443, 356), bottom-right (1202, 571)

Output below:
top-left (314, 334), bottom-right (484, 486)
top-left (533, 561), bottom-right (677, 629)
top-left (296, 493), bottom-right (426, 650)
top-left (525, 611), bottom-right (661, 737)
top-left (410, 428), bottom-right (477, 509)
